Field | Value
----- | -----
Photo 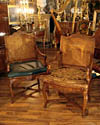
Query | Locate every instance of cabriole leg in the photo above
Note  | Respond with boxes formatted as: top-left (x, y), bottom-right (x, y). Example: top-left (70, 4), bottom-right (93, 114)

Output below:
top-left (9, 79), bottom-right (14, 103)
top-left (82, 91), bottom-right (88, 117)
top-left (42, 82), bottom-right (48, 108)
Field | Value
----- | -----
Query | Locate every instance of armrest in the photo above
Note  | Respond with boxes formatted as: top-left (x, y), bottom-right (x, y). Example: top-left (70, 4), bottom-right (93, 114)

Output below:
top-left (36, 45), bottom-right (46, 57)
top-left (36, 45), bottom-right (47, 66)
top-left (57, 51), bottom-right (63, 67)
top-left (7, 63), bottom-right (10, 72)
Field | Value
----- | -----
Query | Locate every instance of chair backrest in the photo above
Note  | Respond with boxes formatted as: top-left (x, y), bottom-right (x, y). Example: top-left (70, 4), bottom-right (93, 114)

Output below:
top-left (4, 31), bottom-right (37, 63)
top-left (60, 33), bottom-right (95, 67)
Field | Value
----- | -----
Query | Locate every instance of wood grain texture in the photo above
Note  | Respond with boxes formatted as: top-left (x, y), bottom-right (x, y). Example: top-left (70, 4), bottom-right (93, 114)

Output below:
top-left (0, 78), bottom-right (100, 124)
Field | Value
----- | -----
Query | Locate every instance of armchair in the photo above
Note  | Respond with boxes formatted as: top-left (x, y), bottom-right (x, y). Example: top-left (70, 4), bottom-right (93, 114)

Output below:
top-left (4, 31), bottom-right (49, 103)
top-left (41, 33), bottom-right (95, 116)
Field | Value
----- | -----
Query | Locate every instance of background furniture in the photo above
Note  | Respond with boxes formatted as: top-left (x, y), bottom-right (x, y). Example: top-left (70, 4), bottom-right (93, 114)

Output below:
top-left (0, 46), bottom-right (6, 73)
top-left (92, 28), bottom-right (100, 76)
top-left (41, 33), bottom-right (95, 116)
top-left (54, 21), bottom-right (79, 46)
top-left (33, 14), bottom-right (51, 43)
top-left (94, 28), bottom-right (100, 59)
top-left (4, 31), bottom-right (48, 103)
top-left (0, 2), bottom-right (9, 73)
top-left (0, 3), bottom-right (9, 39)
top-left (33, 28), bottom-right (46, 52)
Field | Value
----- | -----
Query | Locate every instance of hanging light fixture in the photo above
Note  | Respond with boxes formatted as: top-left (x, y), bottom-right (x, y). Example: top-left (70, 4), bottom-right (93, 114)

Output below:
top-left (17, 0), bottom-right (34, 25)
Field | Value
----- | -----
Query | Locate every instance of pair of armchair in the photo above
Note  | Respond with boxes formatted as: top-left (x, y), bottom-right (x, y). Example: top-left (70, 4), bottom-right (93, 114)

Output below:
top-left (41, 33), bottom-right (95, 116)
top-left (4, 31), bottom-right (49, 103)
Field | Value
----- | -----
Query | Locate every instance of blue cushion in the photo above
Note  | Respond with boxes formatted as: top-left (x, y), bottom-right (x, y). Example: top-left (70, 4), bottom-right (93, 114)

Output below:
top-left (92, 72), bottom-right (100, 79)
top-left (8, 60), bottom-right (47, 78)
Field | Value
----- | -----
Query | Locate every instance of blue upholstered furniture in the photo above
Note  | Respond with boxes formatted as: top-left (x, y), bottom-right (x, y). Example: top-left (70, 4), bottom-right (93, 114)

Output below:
top-left (4, 31), bottom-right (48, 103)
top-left (8, 60), bottom-right (47, 78)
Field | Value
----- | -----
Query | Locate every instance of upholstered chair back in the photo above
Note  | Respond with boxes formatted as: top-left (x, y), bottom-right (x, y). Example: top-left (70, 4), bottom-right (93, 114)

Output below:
top-left (60, 33), bottom-right (95, 67)
top-left (5, 31), bottom-right (36, 63)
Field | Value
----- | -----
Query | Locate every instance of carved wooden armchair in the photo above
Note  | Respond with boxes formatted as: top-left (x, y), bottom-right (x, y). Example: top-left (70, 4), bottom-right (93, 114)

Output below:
top-left (41, 33), bottom-right (95, 116)
top-left (4, 31), bottom-right (49, 103)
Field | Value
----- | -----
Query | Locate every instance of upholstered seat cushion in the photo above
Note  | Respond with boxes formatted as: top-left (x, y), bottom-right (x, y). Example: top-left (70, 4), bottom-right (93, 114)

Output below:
top-left (40, 67), bottom-right (88, 90)
top-left (8, 60), bottom-right (47, 78)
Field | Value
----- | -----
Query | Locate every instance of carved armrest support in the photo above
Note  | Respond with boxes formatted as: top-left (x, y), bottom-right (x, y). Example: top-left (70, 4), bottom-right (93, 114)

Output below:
top-left (86, 68), bottom-right (91, 83)
top-left (57, 51), bottom-right (63, 67)
top-left (86, 52), bottom-right (94, 82)
top-left (36, 46), bottom-right (47, 66)
top-left (7, 63), bottom-right (10, 72)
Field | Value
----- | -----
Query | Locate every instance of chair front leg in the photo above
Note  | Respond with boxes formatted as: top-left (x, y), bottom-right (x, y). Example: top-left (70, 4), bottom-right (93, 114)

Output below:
top-left (9, 78), bottom-right (14, 103)
top-left (42, 82), bottom-right (48, 108)
top-left (88, 81), bottom-right (91, 102)
top-left (82, 90), bottom-right (88, 117)
top-left (37, 78), bottom-right (40, 92)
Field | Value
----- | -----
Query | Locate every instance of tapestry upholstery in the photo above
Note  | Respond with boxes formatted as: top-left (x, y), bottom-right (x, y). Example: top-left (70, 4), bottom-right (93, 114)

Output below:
top-left (40, 67), bottom-right (88, 90)
top-left (60, 33), bottom-right (95, 67)
top-left (41, 33), bottom-right (95, 116)
top-left (4, 31), bottom-right (36, 63)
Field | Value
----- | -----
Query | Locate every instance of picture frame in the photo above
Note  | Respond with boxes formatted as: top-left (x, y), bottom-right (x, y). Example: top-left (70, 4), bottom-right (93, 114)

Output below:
top-left (8, 5), bottom-right (20, 25)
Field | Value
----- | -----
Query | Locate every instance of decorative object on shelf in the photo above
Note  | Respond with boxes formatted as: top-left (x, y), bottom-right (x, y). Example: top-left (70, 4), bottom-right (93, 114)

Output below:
top-left (33, 14), bottom-right (51, 43)
top-left (72, 0), bottom-right (78, 33)
top-left (78, 20), bottom-right (89, 34)
top-left (56, 0), bottom-right (61, 22)
top-left (64, 10), bottom-right (67, 22)
top-left (45, 0), bottom-right (56, 13)
top-left (37, 5), bottom-right (47, 31)
top-left (18, 0), bottom-right (34, 25)
top-left (37, 0), bottom-right (47, 14)
top-left (37, 6), bottom-right (41, 28)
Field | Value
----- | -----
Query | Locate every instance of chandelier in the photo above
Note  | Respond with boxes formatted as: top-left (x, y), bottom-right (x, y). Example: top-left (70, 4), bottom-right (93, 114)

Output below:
top-left (17, 0), bottom-right (34, 25)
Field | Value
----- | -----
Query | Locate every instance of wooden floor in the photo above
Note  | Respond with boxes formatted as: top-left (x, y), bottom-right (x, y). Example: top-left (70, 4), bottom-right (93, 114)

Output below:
top-left (0, 48), bottom-right (100, 125)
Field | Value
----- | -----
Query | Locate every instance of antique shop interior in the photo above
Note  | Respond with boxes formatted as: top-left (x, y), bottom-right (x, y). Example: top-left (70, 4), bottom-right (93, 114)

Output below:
top-left (0, 0), bottom-right (100, 124)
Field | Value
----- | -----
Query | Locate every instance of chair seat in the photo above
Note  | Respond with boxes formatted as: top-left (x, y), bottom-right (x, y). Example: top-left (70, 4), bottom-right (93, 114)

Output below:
top-left (40, 67), bottom-right (88, 90)
top-left (8, 60), bottom-right (47, 78)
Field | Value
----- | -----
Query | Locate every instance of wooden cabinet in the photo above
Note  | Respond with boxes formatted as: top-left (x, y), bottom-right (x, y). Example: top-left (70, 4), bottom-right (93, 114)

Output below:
top-left (0, 2), bottom-right (9, 73)
top-left (94, 28), bottom-right (100, 59)
top-left (0, 3), bottom-right (9, 34)
top-left (0, 2), bottom-right (9, 45)
top-left (0, 47), bottom-right (6, 73)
